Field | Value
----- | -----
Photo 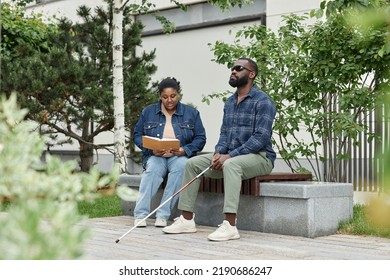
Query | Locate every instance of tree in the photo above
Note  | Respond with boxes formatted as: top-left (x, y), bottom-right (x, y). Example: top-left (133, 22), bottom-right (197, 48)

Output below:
top-left (207, 0), bottom-right (390, 182)
top-left (0, 1), bottom-right (53, 59)
top-left (0, 1), bottom-right (56, 94)
top-left (1, 2), bottom-right (158, 172)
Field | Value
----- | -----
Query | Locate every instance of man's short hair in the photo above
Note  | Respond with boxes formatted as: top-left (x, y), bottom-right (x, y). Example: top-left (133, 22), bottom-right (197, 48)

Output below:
top-left (238, 57), bottom-right (258, 78)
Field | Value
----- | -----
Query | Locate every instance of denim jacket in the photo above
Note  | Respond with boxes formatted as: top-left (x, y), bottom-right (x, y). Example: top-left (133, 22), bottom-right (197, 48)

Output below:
top-left (133, 101), bottom-right (206, 165)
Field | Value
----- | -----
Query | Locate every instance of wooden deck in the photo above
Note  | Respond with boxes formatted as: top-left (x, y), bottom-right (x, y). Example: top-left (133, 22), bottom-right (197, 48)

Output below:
top-left (80, 215), bottom-right (390, 260)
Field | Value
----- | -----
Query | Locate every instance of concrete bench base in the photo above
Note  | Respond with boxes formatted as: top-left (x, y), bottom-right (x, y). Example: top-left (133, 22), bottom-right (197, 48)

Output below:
top-left (119, 175), bottom-right (353, 238)
top-left (194, 181), bottom-right (353, 238)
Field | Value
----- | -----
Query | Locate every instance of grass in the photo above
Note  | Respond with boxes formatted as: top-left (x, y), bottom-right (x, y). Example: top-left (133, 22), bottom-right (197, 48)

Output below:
top-left (338, 203), bottom-right (390, 238)
top-left (1, 190), bottom-right (123, 218)
top-left (77, 191), bottom-right (123, 218)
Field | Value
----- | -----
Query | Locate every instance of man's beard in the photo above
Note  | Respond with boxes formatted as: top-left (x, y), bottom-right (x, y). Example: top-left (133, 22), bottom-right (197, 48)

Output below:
top-left (229, 75), bottom-right (249, 88)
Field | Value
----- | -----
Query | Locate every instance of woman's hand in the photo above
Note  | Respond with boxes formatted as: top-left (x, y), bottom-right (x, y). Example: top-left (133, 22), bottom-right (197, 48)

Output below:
top-left (153, 147), bottom-right (185, 157)
top-left (171, 147), bottom-right (185, 157)
top-left (153, 149), bottom-right (167, 157)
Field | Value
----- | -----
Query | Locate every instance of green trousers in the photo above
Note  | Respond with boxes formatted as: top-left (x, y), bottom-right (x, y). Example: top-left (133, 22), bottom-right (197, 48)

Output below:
top-left (178, 152), bottom-right (273, 214)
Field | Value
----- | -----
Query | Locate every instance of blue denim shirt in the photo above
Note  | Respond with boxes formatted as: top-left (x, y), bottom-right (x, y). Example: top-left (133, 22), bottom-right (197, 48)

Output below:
top-left (133, 101), bottom-right (206, 165)
top-left (215, 85), bottom-right (276, 166)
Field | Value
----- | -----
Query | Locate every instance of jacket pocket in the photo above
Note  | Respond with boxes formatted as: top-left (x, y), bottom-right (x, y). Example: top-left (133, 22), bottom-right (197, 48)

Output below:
top-left (143, 122), bottom-right (159, 136)
top-left (180, 122), bottom-right (194, 141)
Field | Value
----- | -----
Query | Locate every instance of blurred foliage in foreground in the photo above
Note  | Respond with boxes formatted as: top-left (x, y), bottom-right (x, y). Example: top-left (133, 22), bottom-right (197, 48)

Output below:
top-left (342, 0), bottom-right (390, 231)
top-left (339, 204), bottom-right (390, 238)
top-left (0, 94), bottom-right (136, 259)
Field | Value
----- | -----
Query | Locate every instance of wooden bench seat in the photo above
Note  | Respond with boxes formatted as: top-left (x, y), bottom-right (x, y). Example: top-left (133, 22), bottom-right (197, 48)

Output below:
top-left (198, 172), bottom-right (313, 196)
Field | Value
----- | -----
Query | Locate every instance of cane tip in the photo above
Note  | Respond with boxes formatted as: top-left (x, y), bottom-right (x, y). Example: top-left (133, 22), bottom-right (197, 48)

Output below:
top-left (115, 239), bottom-right (120, 243)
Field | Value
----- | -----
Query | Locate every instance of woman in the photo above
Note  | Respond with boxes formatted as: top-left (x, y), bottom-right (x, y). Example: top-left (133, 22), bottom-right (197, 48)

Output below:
top-left (132, 77), bottom-right (206, 227)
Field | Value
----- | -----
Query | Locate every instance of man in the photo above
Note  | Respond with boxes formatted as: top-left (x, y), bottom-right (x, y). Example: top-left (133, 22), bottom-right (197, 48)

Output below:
top-left (163, 58), bottom-right (276, 241)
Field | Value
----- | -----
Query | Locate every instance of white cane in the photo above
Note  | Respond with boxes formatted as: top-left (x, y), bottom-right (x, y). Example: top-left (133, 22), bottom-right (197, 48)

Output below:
top-left (115, 163), bottom-right (213, 243)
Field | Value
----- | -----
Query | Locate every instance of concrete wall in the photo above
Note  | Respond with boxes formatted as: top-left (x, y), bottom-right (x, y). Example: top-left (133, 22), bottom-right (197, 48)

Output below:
top-left (266, 0), bottom-right (322, 31)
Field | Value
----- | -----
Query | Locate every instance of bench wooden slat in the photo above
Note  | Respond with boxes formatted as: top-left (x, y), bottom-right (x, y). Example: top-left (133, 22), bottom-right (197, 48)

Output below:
top-left (199, 172), bottom-right (312, 196)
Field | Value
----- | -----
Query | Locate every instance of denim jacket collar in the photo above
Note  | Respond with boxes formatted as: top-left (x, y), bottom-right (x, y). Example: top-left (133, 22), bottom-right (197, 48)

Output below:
top-left (155, 100), bottom-right (184, 116)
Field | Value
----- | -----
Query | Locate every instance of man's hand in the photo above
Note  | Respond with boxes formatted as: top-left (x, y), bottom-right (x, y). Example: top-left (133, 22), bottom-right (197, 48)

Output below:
top-left (211, 153), bottom-right (231, 171)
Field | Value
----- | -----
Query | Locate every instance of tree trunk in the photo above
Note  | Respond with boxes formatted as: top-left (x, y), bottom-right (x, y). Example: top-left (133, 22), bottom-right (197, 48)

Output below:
top-left (79, 141), bottom-right (94, 172)
top-left (112, 0), bottom-right (127, 173)
top-left (79, 119), bottom-right (94, 172)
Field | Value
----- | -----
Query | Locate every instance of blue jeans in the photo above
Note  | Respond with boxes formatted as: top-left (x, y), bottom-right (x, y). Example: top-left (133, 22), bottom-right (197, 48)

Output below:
top-left (134, 155), bottom-right (188, 220)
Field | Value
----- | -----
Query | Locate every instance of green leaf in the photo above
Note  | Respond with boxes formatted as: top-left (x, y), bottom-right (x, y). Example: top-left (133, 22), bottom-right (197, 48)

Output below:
top-left (116, 185), bottom-right (139, 201)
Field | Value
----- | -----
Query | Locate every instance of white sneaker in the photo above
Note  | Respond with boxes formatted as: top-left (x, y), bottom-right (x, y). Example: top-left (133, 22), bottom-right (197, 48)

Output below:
top-left (207, 220), bottom-right (240, 241)
top-left (134, 218), bottom-right (147, 227)
top-left (154, 217), bottom-right (167, 227)
top-left (162, 215), bottom-right (197, 234)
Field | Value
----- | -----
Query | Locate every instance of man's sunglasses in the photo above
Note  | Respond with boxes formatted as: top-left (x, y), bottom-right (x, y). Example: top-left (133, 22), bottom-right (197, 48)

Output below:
top-left (231, 65), bottom-right (253, 72)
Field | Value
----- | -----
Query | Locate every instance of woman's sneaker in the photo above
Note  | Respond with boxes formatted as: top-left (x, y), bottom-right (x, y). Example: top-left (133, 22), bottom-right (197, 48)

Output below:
top-left (162, 215), bottom-right (197, 234)
top-left (207, 220), bottom-right (240, 241)
top-left (154, 217), bottom-right (167, 227)
top-left (134, 218), bottom-right (147, 227)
